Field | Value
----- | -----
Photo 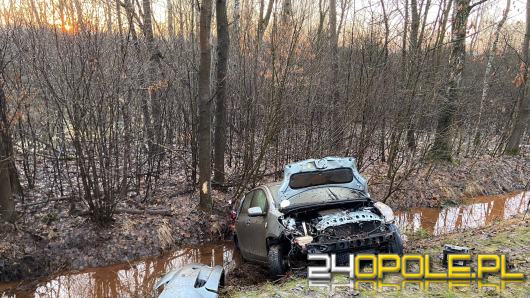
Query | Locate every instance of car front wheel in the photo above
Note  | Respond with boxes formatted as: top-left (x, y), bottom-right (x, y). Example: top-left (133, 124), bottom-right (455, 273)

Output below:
top-left (268, 244), bottom-right (287, 279)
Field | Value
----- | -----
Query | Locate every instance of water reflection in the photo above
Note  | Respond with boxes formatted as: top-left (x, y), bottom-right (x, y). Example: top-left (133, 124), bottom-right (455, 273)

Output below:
top-left (395, 192), bottom-right (530, 236)
top-left (1, 243), bottom-right (237, 298)
top-left (2, 192), bottom-right (529, 297)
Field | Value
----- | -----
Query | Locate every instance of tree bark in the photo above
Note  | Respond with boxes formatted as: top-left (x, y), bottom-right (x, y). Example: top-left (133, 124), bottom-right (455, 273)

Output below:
top-left (506, 0), bottom-right (530, 154)
top-left (142, 0), bottom-right (163, 154)
top-left (329, 0), bottom-right (342, 152)
top-left (258, 0), bottom-right (275, 44)
top-left (213, 0), bottom-right (230, 188)
top-left (475, 0), bottom-right (510, 146)
top-left (198, 0), bottom-right (213, 210)
top-left (0, 78), bottom-right (15, 222)
top-left (405, 0), bottom-right (421, 150)
top-left (431, 0), bottom-right (473, 161)
top-left (168, 0), bottom-right (175, 37)
top-left (282, 0), bottom-right (292, 23)
top-left (0, 158), bottom-right (15, 222)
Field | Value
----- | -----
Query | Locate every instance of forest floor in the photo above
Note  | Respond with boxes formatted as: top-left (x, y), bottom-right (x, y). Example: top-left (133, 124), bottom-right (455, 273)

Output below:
top-left (224, 214), bottom-right (530, 297)
top-left (0, 155), bottom-right (529, 283)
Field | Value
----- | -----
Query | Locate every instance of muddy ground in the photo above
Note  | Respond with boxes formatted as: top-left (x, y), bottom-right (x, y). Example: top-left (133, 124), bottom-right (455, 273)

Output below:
top-left (1, 155), bottom-right (529, 283)
top-left (0, 188), bottom-right (232, 283)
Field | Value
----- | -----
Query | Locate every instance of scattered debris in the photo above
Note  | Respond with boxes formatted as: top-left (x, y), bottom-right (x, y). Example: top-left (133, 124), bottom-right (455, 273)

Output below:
top-left (442, 244), bottom-right (472, 267)
top-left (154, 263), bottom-right (225, 298)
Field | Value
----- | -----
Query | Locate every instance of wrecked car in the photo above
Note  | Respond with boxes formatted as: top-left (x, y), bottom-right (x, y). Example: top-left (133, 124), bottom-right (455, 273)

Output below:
top-left (233, 157), bottom-right (403, 278)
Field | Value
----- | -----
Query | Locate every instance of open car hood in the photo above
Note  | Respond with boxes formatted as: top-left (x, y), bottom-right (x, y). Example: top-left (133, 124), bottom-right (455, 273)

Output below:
top-left (278, 157), bottom-right (368, 203)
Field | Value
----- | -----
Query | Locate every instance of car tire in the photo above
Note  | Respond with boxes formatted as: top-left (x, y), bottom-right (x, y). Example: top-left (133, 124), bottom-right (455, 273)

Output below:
top-left (233, 235), bottom-right (240, 251)
top-left (388, 224), bottom-right (404, 255)
top-left (268, 244), bottom-right (286, 279)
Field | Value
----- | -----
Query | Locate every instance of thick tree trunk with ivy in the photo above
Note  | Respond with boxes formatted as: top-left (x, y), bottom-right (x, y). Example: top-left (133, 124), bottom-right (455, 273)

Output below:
top-left (213, 0), bottom-right (230, 188)
top-left (198, 0), bottom-right (213, 210)
top-left (506, 0), bottom-right (530, 154)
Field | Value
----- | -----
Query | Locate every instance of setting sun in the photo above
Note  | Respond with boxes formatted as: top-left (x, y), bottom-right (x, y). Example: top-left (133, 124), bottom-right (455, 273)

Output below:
top-left (51, 19), bottom-right (75, 33)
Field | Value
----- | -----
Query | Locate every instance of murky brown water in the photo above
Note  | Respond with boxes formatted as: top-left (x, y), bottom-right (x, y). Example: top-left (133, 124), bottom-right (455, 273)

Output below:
top-left (394, 191), bottom-right (530, 236)
top-left (1, 191), bottom-right (528, 297)
top-left (0, 243), bottom-right (239, 298)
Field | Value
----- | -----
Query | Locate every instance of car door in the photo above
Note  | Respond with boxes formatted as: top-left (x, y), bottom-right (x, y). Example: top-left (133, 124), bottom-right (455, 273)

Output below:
top-left (246, 189), bottom-right (269, 261)
top-left (235, 190), bottom-right (255, 260)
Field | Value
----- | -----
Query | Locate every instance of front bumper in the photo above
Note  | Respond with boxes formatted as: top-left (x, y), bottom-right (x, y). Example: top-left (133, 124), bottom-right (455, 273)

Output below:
top-left (305, 231), bottom-right (394, 254)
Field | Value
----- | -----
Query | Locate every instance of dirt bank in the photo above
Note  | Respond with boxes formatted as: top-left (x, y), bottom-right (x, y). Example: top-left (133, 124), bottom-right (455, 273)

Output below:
top-left (365, 155), bottom-right (530, 209)
top-left (1, 155), bottom-right (529, 284)
top-left (0, 189), bottom-right (231, 283)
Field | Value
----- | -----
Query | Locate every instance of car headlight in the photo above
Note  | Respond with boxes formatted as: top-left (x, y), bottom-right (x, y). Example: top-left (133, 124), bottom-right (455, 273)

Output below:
top-left (374, 202), bottom-right (395, 223)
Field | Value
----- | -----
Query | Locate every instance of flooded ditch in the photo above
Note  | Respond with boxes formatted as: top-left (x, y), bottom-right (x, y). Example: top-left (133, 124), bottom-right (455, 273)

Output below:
top-left (1, 191), bottom-right (528, 297)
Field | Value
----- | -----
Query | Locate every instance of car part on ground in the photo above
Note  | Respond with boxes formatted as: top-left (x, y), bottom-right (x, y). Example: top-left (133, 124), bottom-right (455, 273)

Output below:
top-left (233, 157), bottom-right (404, 279)
top-left (154, 263), bottom-right (224, 298)
top-left (442, 244), bottom-right (471, 267)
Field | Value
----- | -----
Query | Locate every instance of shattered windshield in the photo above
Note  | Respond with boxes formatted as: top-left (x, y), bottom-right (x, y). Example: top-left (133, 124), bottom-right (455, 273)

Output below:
top-left (288, 168), bottom-right (354, 189)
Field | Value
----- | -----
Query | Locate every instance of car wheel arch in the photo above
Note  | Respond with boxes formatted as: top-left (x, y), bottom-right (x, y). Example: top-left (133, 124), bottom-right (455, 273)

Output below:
top-left (266, 235), bottom-right (290, 252)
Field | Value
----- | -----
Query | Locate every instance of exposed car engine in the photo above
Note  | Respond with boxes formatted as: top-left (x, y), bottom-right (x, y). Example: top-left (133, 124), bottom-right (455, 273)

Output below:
top-left (283, 204), bottom-right (387, 242)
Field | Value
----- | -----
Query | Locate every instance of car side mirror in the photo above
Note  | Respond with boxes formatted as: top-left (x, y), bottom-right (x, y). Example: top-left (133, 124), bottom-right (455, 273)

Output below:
top-left (248, 206), bottom-right (265, 217)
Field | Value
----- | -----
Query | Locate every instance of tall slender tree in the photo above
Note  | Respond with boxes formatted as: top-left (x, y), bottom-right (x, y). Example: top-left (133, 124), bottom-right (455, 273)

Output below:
top-left (431, 0), bottom-right (487, 160)
top-left (198, 0), bottom-right (214, 209)
top-left (0, 59), bottom-right (15, 222)
top-left (213, 0), bottom-right (230, 189)
top-left (329, 0), bottom-right (342, 152)
top-left (506, 0), bottom-right (530, 154)
top-left (475, 0), bottom-right (510, 146)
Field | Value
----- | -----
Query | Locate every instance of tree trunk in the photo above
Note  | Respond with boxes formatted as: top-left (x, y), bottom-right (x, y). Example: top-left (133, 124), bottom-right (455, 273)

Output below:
top-left (506, 0), bottom-right (530, 154)
top-left (282, 0), bottom-right (292, 23)
top-left (142, 0), bottom-right (163, 153)
top-left (168, 0), bottom-right (175, 37)
top-left (0, 158), bottom-right (15, 222)
top-left (233, 0), bottom-right (240, 39)
top-left (475, 0), bottom-right (510, 146)
top-left (198, 0), bottom-right (213, 210)
top-left (430, 0), bottom-right (472, 161)
top-left (257, 0), bottom-right (275, 44)
top-left (405, 0), bottom-right (420, 150)
top-left (213, 0), bottom-right (230, 188)
top-left (329, 0), bottom-right (342, 152)
top-left (0, 78), bottom-right (15, 222)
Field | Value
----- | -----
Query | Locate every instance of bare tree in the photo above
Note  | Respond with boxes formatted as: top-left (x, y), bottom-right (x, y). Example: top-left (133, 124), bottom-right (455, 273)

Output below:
top-left (198, 0), bottom-right (214, 209)
top-left (258, 0), bottom-right (275, 44)
top-left (506, 0), bottom-right (530, 154)
top-left (329, 0), bottom-right (342, 152)
top-left (167, 0), bottom-right (175, 37)
top-left (475, 0), bottom-right (510, 146)
top-left (0, 76), bottom-right (15, 222)
top-left (0, 35), bottom-right (16, 222)
top-left (213, 0), bottom-right (230, 189)
top-left (431, 0), bottom-right (487, 160)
